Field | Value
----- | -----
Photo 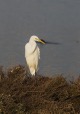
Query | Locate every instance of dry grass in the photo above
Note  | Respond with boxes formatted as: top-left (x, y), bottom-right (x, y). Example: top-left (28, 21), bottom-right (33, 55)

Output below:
top-left (0, 65), bottom-right (80, 114)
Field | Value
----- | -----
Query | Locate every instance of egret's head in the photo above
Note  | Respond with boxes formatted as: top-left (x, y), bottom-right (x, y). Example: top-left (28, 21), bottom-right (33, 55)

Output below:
top-left (30, 35), bottom-right (46, 44)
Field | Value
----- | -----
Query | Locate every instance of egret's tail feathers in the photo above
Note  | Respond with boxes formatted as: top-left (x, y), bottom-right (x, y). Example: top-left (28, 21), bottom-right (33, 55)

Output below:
top-left (30, 67), bottom-right (35, 76)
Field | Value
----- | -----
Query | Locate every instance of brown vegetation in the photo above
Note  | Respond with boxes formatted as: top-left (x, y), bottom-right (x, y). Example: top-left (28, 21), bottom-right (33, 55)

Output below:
top-left (0, 65), bottom-right (80, 114)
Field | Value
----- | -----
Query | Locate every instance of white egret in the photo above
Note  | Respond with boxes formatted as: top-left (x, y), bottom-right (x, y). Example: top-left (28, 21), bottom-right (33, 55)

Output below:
top-left (25, 35), bottom-right (45, 76)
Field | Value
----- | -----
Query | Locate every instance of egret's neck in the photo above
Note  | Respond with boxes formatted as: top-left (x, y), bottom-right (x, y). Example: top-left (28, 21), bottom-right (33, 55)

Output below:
top-left (28, 40), bottom-right (37, 54)
top-left (29, 39), bottom-right (36, 46)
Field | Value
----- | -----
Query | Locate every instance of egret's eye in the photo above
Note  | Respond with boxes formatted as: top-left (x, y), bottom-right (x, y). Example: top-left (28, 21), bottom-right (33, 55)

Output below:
top-left (35, 38), bottom-right (38, 40)
top-left (35, 38), bottom-right (39, 41)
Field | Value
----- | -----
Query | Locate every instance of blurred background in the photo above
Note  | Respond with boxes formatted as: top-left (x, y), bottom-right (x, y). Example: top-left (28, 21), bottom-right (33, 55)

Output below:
top-left (0, 0), bottom-right (80, 78)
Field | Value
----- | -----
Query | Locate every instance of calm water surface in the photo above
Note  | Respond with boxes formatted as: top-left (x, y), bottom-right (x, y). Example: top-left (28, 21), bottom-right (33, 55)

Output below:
top-left (0, 0), bottom-right (80, 78)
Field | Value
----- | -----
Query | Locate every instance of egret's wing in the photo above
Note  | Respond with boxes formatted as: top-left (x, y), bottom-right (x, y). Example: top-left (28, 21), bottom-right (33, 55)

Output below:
top-left (38, 47), bottom-right (40, 59)
top-left (25, 43), bottom-right (30, 58)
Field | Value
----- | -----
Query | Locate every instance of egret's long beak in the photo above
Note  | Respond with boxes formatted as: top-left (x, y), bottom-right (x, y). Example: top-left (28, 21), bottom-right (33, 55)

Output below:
top-left (39, 39), bottom-right (46, 44)
top-left (36, 39), bottom-right (46, 44)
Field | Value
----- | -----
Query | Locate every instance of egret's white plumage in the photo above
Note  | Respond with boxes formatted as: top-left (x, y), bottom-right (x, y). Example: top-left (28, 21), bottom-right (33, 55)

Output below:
top-left (25, 35), bottom-right (45, 76)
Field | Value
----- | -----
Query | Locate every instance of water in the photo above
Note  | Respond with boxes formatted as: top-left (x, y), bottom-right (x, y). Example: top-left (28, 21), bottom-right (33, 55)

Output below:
top-left (0, 0), bottom-right (80, 78)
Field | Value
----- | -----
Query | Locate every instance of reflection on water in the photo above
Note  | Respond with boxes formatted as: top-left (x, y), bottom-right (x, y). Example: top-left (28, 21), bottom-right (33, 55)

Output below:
top-left (0, 0), bottom-right (80, 78)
